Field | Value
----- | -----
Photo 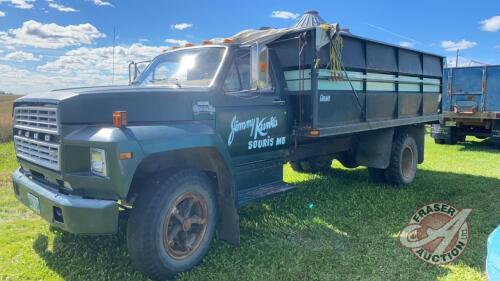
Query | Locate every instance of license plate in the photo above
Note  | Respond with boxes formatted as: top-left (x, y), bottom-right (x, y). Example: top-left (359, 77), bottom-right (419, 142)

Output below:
top-left (445, 121), bottom-right (457, 127)
top-left (27, 193), bottom-right (40, 214)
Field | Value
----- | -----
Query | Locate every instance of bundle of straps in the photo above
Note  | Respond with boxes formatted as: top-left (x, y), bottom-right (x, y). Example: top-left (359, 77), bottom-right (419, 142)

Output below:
top-left (319, 23), bottom-right (343, 80)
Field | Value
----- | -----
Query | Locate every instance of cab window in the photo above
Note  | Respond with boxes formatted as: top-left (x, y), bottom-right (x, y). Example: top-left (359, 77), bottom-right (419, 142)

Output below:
top-left (223, 51), bottom-right (251, 92)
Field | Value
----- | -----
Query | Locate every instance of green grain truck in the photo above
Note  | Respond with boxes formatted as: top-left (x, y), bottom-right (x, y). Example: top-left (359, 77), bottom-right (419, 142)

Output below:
top-left (11, 11), bottom-right (442, 279)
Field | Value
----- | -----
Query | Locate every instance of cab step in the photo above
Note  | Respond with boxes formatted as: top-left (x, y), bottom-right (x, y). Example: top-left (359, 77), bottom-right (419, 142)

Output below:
top-left (237, 181), bottom-right (296, 207)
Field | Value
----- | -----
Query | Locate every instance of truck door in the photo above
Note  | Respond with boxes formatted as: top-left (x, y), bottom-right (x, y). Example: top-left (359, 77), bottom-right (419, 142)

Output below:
top-left (215, 47), bottom-right (289, 187)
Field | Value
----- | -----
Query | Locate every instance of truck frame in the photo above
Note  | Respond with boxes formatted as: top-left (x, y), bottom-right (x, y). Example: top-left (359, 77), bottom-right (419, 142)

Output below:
top-left (11, 22), bottom-right (442, 280)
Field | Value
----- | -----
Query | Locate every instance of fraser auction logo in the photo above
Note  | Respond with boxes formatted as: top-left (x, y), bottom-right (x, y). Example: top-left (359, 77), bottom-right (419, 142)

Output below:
top-left (400, 203), bottom-right (472, 265)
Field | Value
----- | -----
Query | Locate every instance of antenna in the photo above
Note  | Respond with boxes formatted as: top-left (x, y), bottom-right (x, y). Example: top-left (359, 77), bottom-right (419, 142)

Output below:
top-left (112, 27), bottom-right (116, 85)
top-left (455, 48), bottom-right (459, 68)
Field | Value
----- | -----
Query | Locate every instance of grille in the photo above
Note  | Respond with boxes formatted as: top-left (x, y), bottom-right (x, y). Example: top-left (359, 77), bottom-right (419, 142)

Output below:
top-left (13, 105), bottom-right (60, 171)
top-left (14, 106), bottom-right (58, 134)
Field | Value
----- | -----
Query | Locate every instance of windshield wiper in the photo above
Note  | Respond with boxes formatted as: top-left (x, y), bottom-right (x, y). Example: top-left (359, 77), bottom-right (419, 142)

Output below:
top-left (149, 77), bottom-right (181, 88)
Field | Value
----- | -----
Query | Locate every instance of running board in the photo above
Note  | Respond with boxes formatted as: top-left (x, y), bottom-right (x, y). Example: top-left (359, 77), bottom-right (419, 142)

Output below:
top-left (237, 182), bottom-right (296, 207)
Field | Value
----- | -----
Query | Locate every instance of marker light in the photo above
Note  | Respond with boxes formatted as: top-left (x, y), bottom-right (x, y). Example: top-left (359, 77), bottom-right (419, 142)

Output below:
top-left (184, 43), bottom-right (195, 47)
top-left (202, 40), bottom-right (213, 45)
top-left (309, 129), bottom-right (321, 137)
top-left (223, 38), bottom-right (235, 43)
top-left (113, 111), bottom-right (127, 128)
top-left (119, 152), bottom-right (133, 160)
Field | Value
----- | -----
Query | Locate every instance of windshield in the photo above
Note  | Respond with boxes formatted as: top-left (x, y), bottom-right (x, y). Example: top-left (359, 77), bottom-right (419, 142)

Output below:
top-left (137, 46), bottom-right (226, 88)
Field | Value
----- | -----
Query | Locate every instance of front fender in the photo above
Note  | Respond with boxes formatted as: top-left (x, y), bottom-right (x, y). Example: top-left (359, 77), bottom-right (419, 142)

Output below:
top-left (126, 122), bottom-right (235, 198)
top-left (62, 122), bottom-right (233, 200)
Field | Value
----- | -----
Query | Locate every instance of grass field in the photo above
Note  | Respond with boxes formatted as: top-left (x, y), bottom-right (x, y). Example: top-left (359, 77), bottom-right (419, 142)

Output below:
top-left (0, 136), bottom-right (498, 281)
top-left (0, 95), bottom-right (21, 142)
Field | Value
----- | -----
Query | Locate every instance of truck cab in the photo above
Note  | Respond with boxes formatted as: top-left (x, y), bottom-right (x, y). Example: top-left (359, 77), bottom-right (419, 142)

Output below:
top-left (11, 18), bottom-right (442, 280)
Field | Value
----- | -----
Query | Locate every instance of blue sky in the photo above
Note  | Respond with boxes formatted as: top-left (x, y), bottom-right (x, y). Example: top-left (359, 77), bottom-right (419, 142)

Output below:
top-left (0, 0), bottom-right (498, 94)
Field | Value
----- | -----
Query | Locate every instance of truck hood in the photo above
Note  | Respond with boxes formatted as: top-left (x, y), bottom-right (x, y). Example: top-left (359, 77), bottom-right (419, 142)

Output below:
top-left (15, 85), bottom-right (212, 124)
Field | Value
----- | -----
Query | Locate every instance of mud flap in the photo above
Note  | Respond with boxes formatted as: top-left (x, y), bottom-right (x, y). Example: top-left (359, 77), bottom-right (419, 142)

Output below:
top-left (218, 194), bottom-right (241, 245)
top-left (355, 128), bottom-right (394, 169)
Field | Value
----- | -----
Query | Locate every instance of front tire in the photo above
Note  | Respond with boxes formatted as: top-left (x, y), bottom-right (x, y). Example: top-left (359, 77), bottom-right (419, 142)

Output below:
top-left (127, 170), bottom-right (216, 280)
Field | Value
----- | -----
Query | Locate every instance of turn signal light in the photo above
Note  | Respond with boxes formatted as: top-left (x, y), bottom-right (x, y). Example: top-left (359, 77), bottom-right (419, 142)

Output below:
top-left (184, 43), bottom-right (195, 47)
top-left (119, 152), bottom-right (133, 160)
top-left (113, 111), bottom-right (127, 128)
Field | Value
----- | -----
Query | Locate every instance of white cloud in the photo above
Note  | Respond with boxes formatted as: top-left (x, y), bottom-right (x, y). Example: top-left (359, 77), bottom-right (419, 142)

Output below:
top-left (399, 41), bottom-right (413, 48)
top-left (480, 15), bottom-right (500, 32)
top-left (139, 38), bottom-right (149, 42)
top-left (164, 38), bottom-right (188, 45)
top-left (0, 0), bottom-right (35, 9)
top-left (0, 20), bottom-right (105, 49)
top-left (441, 40), bottom-right (477, 51)
top-left (1, 51), bottom-right (40, 61)
top-left (38, 43), bottom-right (163, 78)
top-left (89, 0), bottom-right (113, 7)
top-left (0, 11), bottom-right (5, 16)
top-left (271, 10), bottom-right (299, 20)
top-left (0, 43), bottom-right (165, 94)
top-left (46, 0), bottom-right (77, 12)
top-left (171, 23), bottom-right (193, 30)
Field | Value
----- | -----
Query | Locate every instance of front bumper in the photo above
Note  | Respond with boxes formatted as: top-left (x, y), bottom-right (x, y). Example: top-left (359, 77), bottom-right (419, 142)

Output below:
top-left (11, 168), bottom-right (118, 234)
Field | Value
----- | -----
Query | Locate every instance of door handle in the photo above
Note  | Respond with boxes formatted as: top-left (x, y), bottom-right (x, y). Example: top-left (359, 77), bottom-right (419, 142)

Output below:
top-left (272, 99), bottom-right (286, 105)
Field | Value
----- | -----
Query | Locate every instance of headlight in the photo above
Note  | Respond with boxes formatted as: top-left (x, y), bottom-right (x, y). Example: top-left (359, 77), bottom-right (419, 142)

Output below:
top-left (90, 148), bottom-right (108, 177)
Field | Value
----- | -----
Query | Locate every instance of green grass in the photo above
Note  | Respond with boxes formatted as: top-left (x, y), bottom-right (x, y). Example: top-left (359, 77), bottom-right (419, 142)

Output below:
top-left (0, 136), bottom-right (499, 281)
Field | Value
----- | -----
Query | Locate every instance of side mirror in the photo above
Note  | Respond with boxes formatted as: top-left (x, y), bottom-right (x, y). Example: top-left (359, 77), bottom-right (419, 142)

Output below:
top-left (129, 61), bottom-right (137, 85)
top-left (128, 60), bottom-right (151, 85)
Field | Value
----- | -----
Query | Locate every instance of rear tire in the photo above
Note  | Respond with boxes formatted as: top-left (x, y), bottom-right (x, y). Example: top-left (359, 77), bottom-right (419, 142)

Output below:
top-left (368, 168), bottom-right (387, 183)
top-left (289, 158), bottom-right (332, 173)
top-left (434, 139), bottom-right (445, 145)
top-left (384, 133), bottom-right (418, 185)
top-left (127, 170), bottom-right (216, 280)
top-left (338, 153), bottom-right (359, 169)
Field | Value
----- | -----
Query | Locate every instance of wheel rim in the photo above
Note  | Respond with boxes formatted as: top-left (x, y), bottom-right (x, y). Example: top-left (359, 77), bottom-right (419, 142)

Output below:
top-left (163, 191), bottom-right (208, 260)
top-left (401, 145), bottom-right (415, 179)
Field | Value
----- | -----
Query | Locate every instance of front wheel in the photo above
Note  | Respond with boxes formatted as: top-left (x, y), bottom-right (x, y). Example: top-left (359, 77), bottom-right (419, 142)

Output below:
top-left (127, 170), bottom-right (216, 280)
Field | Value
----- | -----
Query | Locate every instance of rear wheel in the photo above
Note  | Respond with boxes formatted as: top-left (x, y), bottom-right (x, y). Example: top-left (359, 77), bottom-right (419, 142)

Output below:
top-left (385, 133), bottom-right (418, 185)
top-left (338, 153), bottom-right (359, 169)
top-left (127, 170), bottom-right (216, 280)
top-left (289, 158), bottom-right (332, 174)
top-left (434, 138), bottom-right (445, 145)
top-left (368, 168), bottom-right (387, 183)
